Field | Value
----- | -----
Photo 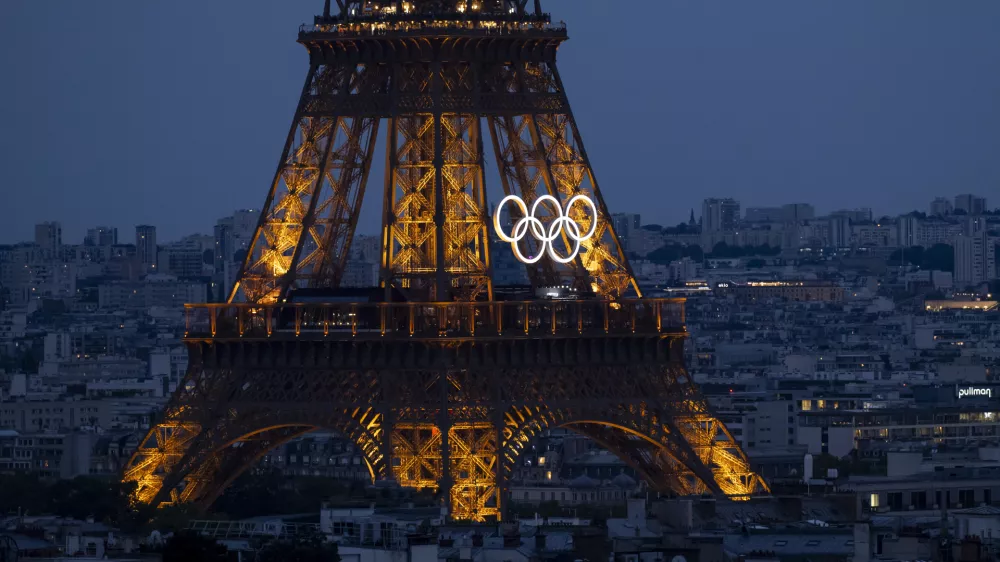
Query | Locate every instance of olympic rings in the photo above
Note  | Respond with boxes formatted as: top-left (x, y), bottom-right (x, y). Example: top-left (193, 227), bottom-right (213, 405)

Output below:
top-left (493, 194), bottom-right (599, 264)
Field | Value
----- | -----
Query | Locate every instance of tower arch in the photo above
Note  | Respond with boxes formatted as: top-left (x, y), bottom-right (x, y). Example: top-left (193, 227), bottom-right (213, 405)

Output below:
top-left (124, 0), bottom-right (769, 522)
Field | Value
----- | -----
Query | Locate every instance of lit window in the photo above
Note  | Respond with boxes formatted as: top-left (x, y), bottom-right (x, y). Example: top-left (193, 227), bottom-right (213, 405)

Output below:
top-left (538, 456), bottom-right (546, 466)
top-left (546, 471), bottom-right (552, 480)
top-left (870, 493), bottom-right (879, 508)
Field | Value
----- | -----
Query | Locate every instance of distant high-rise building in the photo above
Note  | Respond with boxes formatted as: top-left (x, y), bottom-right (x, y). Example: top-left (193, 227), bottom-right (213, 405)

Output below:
top-left (34, 222), bottom-right (62, 256)
top-left (611, 213), bottom-right (641, 242)
top-left (350, 234), bottom-right (381, 262)
top-left (828, 216), bottom-right (852, 248)
top-left (782, 203), bottom-right (815, 222)
top-left (701, 198), bottom-right (740, 232)
top-left (489, 205), bottom-right (528, 286)
top-left (954, 194), bottom-right (987, 215)
top-left (213, 209), bottom-right (259, 299)
top-left (897, 215), bottom-right (920, 248)
top-left (954, 232), bottom-right (997, 287)
top-left (965, 216), bottom-right (989, 237)
top-left (340, 259), bottom-right (377, 288)
top-left (744, 207), bottom-right (783, 223)
top-left (135, 225), bottom-right (157, 271)
top-left (829, 208), bottom-right (873, 223)
top-left (85, 226), bottom-right (118, 247)
top-left (929, 197), bottom-right (953, 217)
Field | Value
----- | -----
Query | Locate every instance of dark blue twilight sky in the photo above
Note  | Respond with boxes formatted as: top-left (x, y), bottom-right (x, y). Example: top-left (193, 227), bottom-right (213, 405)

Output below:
top-left (1, 1), bottom-right (999, 243)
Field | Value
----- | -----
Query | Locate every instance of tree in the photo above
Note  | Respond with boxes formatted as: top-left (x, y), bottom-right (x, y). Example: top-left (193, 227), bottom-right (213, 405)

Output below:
top-left (922, 243), bottom-right (954, 272)
top-left (535, 500), bottom-right (563, 518)
top-left (710, 242), bottom-right (740, 258)
top-left (233, 248), bottom-right (248, 266)
top-left (40, 299), bottom-right (66, 317)
top-left (19, 347), bottom-right (41, 374)
top-left (661, 222), bottom-right (696, 235)
top-left (888, 246), bottom-right (924, 267)
top-left (47, 476), bottom-right (128, 521)
top-left (259, 530), bottom-right (340, 562)
top-left (647, 244), bottom-right (683, 265)
top-left (147, 504), bottom-right (203, 535)
top-left (683, 244), bottom-right (704, 261)
top-left (759, 244), bottom-right (782, 256)
top-left (811, 453), bottom-right (851, 479)
top-left (162, 531), bottom-right (228, 562)
top-left (213, 469), bottom-right (288, 518)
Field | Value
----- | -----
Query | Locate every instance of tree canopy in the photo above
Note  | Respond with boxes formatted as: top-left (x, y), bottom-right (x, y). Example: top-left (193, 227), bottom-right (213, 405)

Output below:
top-left (646, 244), bottom-right (703, 264)
top-left (887, 244), bottom-right (954, 272)
top-left (162, 531), bottom-right (228, 562)
top-left (259, 530), bottom-right (340, 562)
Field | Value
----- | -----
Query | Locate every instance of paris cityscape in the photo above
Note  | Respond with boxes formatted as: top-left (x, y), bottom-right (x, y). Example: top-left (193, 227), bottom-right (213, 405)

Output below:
top-left (2, 1), bottom-right (1000, 562)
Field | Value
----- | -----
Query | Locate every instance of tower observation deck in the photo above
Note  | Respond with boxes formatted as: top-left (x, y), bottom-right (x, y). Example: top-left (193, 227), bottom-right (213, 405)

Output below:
top-left (124, 0), bottom-right (768, 522)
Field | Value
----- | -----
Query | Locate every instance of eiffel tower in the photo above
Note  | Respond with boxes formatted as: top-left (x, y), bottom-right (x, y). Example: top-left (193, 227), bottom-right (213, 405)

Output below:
top-left (124, 0), bottom-right (768, 522)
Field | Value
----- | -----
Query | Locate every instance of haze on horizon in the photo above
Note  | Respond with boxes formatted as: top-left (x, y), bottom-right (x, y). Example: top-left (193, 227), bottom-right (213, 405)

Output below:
top-left (1, 0), bottom-right (999, 243)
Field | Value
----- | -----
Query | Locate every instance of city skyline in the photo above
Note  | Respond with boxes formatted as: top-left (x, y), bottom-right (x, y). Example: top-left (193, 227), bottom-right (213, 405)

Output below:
top-left (1, 191), bottom-right (994, 246)
top-left (3, 1), bottom-right (1000, 242)
top-left (2, 1), bottom-right (1000, 551)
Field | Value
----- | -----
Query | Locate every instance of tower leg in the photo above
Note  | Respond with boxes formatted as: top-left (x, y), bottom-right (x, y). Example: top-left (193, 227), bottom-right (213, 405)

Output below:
top-left (487, 114), bottom-right (561, 287)
top-left (233, 63), bottom-right (383, 303)
top-left (382, 63), bottom-right (492, 300)
top-left (489, 62), bottom-right (640, 298)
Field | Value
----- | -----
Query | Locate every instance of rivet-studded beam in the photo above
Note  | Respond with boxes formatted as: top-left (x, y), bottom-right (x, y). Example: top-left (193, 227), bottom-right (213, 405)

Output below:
top-left (126, 6), bottom-right (766, 524)
top-left (229, 21), bottom-right (637, 303)
top-left (124, 334), bottom-right (769, 522)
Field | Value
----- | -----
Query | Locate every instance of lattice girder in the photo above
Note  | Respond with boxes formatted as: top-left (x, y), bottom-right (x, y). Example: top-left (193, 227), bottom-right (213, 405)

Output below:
top-left (229, 52), bottom-right (639, 303)
top-left (125, 338), bottom-right (767, 520)
top-left (379, 59), bottom-right (492, 300)
top-left (127, 10), bottom-right (768, 525)
top-left (233, 61), bottom-right (381, 304)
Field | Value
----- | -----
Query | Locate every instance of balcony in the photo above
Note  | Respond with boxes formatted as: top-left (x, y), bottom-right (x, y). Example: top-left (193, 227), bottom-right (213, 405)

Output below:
top-left (184, 298), bottom-right (685, 341)
top-left (299, 16), bottom-right (566, 41)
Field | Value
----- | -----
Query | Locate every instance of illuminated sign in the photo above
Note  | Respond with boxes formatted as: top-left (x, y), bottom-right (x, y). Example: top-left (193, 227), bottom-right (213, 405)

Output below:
top-left (493, 194), bottom-right (597, 264)
top-left (957, 386), bottom-right (993, 399)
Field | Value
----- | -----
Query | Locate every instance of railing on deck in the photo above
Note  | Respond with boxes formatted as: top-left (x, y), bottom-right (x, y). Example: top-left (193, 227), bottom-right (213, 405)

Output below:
top-left (299, 17), bottom-right (566, 38)
top-left (184, 298), bottom-right (685, 340)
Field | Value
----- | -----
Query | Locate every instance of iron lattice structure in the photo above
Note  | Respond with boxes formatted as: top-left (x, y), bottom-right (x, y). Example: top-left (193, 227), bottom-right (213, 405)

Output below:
top-left (125, 0), bottom-right (768, 522)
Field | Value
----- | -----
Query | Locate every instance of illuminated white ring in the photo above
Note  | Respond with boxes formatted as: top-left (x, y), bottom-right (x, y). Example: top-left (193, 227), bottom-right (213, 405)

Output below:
top-left (494, 194), bottom-right (599, 264)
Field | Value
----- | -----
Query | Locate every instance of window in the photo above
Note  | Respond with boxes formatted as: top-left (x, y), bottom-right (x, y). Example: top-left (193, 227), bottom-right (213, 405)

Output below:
top-left (888, 492), bottom-right (903, 511)
top-left (773, 541), bottom-right (787, 547)
top-left (805, 540), bottom-right (820, 547)
top-left (959, 489), bottom-right (975, 507)
top-left (869, 493), bottom-right (880, 508)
